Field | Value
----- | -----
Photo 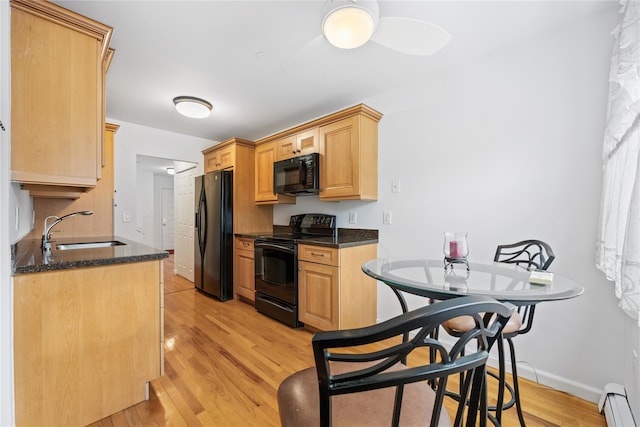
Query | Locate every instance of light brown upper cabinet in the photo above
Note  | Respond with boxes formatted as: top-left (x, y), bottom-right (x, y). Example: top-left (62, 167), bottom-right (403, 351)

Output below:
top-left (254, 104), bottom-right (382, 203)
top-left (276, 127), bottom-right (319, 161)
top-left (204, 144), bottom-right (235, 172)
top-left (319, 108), bottom-right (381, 201)
top-left (10, 0), bottom-right (113, 195)
top-left (254, 141), bottom-right (295, 204)
top-left (202, 138), bottom-right (273, 234)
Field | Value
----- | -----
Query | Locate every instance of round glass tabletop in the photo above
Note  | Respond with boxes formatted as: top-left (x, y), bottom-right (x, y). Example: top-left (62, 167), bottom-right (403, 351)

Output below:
top-left (362, 258), bottom-right (584, 304)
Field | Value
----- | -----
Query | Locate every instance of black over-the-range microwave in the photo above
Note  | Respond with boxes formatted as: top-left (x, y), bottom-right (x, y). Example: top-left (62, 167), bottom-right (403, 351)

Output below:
top-left (273, 152), bottom-right (319, 196)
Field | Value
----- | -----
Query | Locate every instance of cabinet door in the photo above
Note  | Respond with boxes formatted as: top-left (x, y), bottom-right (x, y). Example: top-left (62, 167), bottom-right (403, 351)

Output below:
top-left (234, 241), bottom-right (255, 302)
top-left (298, 260), bottom-right (339, 330)
top-left (254, 142), bottom-right (295, 204)
top-left (204, 151), bottom-right (219, 172)
top-left (255, 142), bottom-right (277, 202)
top-left (319, 116), bottom-right (360, 200)
top-left (295, 127), bottom-right (319, 157)
top-left (11, 7), bottom-right (104, 188)
top-left (275, 135), bottom-right (297, 160)
top-left (218, 146), bottom-right (235, 169)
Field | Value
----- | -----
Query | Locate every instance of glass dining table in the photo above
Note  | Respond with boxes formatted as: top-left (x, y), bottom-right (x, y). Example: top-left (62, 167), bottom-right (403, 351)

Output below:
top-left (362, 258), bottom-right (584, 310)
top-left (361, 258), bottom-right (585, 426)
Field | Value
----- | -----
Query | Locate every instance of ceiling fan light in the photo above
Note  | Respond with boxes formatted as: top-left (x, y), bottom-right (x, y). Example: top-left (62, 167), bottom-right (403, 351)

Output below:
top-left (173, 96), bottom-right (213, 118)
top-left (323, 6), bottom-right (375, 49)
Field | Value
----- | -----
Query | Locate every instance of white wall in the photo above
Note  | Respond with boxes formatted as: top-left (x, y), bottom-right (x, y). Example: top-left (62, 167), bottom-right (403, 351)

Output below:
top-left (135, 168), bottom-right (154, 246)
top-left (112, 120), bottom-right (213, 243)
top-left (275, 4), bottom-right (628, 406)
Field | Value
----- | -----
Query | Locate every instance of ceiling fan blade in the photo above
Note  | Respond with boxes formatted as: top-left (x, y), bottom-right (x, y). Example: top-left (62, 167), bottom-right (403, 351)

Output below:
top-left (280, 35), bottom-right (331, 72)
top-left (370, 16), bottom-right (452, 56)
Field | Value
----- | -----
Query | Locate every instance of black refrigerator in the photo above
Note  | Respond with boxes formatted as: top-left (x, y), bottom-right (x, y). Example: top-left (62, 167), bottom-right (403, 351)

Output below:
top-left (194, 170), bottom-right (233, 301)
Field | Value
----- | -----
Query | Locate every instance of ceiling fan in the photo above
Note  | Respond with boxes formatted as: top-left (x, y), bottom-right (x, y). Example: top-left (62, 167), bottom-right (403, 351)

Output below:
top-left (283, 0), bottom-right (451, 69)
top-left (320, 0), bottom-right (451, 55)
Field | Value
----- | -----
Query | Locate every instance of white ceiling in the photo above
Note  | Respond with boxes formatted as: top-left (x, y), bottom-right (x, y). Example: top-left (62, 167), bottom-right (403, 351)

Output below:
top-left (54, 0), bottom-right (615, 143)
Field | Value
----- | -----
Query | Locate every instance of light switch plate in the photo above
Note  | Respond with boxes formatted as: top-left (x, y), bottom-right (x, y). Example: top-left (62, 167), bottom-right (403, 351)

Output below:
top-left (383, 211), bottom-right (392, 224)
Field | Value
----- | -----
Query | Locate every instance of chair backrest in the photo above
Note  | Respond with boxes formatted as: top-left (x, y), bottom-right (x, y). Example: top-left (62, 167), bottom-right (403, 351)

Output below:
top-left (312, 296), bottom-right (514, 427)
top-left (493, 239), bottom-right (555, 271)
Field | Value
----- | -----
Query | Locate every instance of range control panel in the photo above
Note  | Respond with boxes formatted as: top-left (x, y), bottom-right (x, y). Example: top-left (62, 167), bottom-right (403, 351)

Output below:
top-left (289, 213), bottom-right (336, 230)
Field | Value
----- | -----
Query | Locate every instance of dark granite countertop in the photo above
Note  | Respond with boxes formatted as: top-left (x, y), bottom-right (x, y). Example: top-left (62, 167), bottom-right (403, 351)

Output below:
top-left (12, 236), bottom-right (169, 275)
top-left (235, 227), bottom-right (378, 249)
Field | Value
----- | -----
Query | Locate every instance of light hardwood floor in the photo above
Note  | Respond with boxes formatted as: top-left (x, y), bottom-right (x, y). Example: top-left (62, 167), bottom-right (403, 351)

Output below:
top-left (90, 256), bottom-right (606, 426)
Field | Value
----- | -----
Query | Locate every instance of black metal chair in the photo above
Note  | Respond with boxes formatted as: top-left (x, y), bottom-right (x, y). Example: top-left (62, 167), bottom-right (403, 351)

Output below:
top-left (277, 296), bottom-right (514, 427)
top-left (442, 239), bottom-right (555, 426)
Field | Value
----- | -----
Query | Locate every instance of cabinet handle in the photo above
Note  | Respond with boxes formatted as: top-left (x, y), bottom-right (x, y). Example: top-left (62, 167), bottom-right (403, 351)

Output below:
top-left (310, 252), bottom-right (325, 257)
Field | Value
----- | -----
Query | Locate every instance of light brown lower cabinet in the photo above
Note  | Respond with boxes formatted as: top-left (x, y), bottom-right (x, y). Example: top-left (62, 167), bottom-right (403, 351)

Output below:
top-left (234, 238), bottom-right (255, 302)
top-left (298, 243), bottom-right (377, 331)
top-left (13, 261), bottom-right (163, 426)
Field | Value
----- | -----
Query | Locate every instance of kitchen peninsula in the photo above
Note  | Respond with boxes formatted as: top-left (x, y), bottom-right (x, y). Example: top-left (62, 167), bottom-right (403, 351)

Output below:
top-left (12, 237), bottom-right (168, 426)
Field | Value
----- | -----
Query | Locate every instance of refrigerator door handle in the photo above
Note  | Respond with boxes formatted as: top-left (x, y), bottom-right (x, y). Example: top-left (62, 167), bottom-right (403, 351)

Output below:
top-left (197, 189), bottom-right (207, 255)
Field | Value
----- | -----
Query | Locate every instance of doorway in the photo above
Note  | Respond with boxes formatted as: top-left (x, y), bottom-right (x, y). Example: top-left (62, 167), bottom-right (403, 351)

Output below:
top-left (136, 155), bottom-right (196, 280)
top-left (161, 187), bottom-right (174, 251)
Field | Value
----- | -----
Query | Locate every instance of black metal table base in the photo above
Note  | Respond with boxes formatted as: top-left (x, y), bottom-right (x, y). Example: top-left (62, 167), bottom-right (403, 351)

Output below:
top-left (389, 288), bottom-right (526, 427)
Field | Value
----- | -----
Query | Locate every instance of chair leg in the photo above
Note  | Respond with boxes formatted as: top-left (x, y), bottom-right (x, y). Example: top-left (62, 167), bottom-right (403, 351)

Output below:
top-left (507, 337), bottom-right (526, 426)
top-left (495, 336), bottom-right (506, 423)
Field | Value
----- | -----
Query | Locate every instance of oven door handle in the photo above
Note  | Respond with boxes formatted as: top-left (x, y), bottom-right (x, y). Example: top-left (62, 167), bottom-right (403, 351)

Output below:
top-left (258, 294), bottom-right (295, 313)
top-left (255, 242), bottom-right (295, 254)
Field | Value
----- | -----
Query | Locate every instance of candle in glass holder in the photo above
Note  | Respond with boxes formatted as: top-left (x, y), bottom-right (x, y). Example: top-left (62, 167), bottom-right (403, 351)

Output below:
top-left (444, 232), bottom-right (468, 259)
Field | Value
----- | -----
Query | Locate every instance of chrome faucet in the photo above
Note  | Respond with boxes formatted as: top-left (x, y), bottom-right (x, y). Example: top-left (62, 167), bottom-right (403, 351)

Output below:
top-left (41, 210), bottom-right (93, 252)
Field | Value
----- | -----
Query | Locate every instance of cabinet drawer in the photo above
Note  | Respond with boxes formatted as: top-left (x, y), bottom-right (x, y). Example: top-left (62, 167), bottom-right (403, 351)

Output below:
top-left (298, 244), bottom-right (338, 266)
top-left (235, 238), bottom-right (254, 251)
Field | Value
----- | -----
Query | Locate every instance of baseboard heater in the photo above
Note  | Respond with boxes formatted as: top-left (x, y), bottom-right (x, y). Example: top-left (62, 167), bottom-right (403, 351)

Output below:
top-left (598, 383), bottom-right (637, 427)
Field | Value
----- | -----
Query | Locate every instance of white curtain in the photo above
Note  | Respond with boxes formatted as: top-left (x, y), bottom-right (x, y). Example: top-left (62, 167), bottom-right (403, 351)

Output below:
top-left (596, 0), bottom-right (640, 323)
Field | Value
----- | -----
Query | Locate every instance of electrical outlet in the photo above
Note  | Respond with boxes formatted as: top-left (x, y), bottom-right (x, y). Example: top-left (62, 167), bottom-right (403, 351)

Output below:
top-left (349, 211), bottom-right (357, 224)
top-left (383, 211), bottom-right (392, 224)
top-left (392, 179), bottom-right (401, 193)
top-left (123, 211), bottom-right (131, 222)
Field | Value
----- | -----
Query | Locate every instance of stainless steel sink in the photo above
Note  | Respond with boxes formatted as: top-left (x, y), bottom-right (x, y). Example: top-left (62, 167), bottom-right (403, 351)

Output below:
top-left (56, 240), bottom-right (126, 250)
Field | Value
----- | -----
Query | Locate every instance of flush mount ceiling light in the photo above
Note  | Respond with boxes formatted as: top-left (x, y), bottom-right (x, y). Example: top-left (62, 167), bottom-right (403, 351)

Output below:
top-left (173, 96), bottom-right (213, 119)
top-left (322, 1), bottom-right (378, 49)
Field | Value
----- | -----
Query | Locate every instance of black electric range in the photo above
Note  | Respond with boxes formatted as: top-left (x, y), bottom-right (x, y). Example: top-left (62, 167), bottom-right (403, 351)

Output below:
top-left (253, 214), bottom-right (336, 327)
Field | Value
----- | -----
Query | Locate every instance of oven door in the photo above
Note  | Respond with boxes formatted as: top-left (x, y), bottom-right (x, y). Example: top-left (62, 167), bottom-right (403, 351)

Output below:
top-left (254, 241), bottom-right (297, 304)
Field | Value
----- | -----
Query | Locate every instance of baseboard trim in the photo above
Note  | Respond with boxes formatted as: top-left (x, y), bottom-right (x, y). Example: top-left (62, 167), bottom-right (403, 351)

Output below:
top-left (485, 353), bottom-right (603, 404)
top-left (380, 319), bottom-right (605, 404)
